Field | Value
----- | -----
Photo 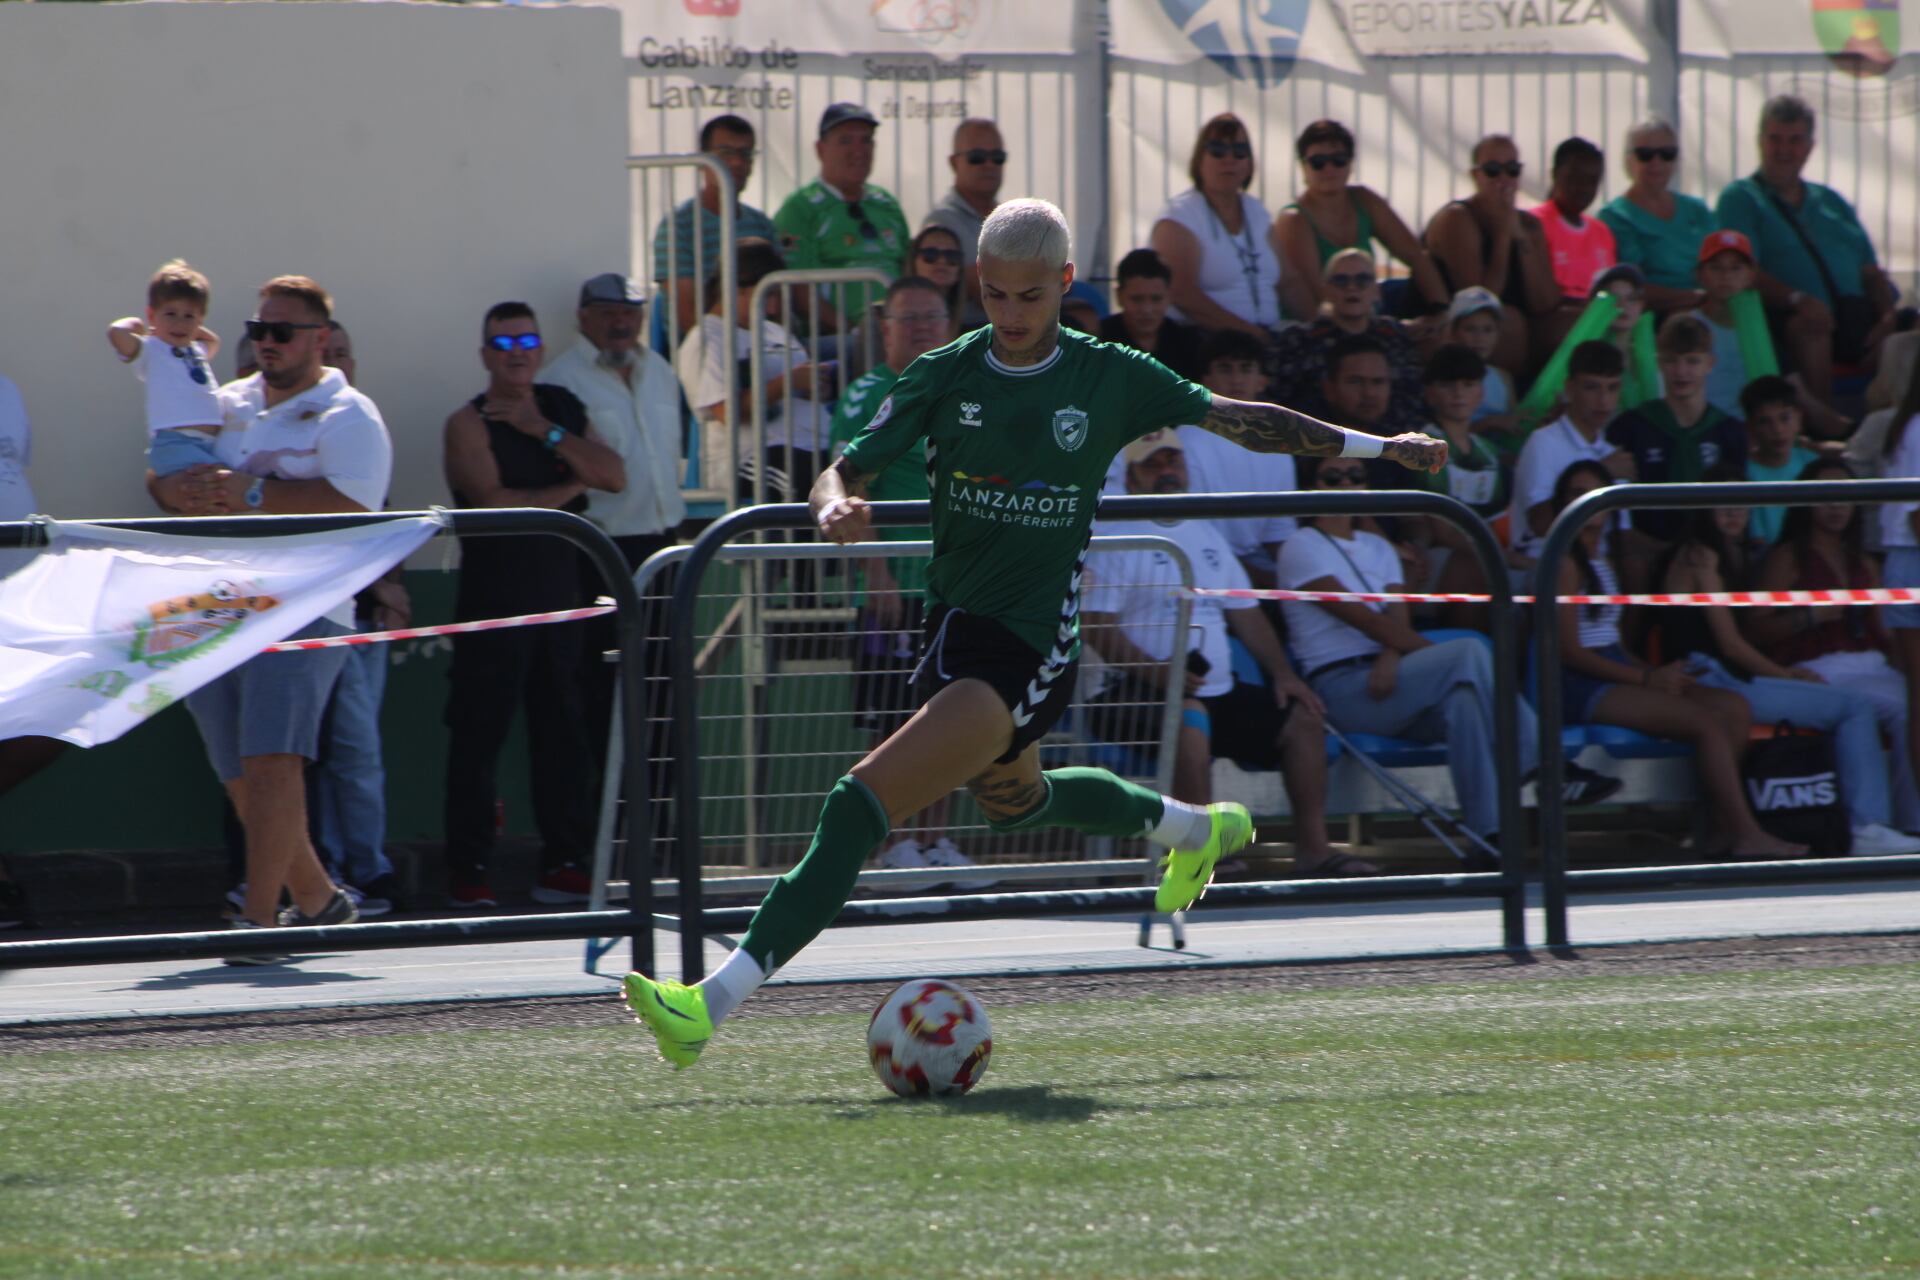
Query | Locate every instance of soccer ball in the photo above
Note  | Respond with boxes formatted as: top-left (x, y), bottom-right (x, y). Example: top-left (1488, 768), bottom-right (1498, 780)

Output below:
top-left (866, 978), bottom-right (993, 1097)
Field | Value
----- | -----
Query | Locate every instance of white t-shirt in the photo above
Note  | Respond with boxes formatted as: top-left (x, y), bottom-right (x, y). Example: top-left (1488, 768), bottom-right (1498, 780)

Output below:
top-left (1083, 517), bottom-right (1254, 699)
top-left (1275, 525), bottom-right (1401, 673)
top-left (1154, 188), bottom-right (1283, 330)
top-left (1880, 413), bottom-right (1920, 548)
top-left (1509, 415), bottom-right (1619, 556)
top-left (131, 334), bottom-right (221, 434)
top-left (215, 369), bottom-right (393, 627)
top-left (541, 339), bottom-right (688, 538)
top-left (0, 374), bottom-right (36, 580)
top-left (1101, 425), bottom-right (1298, 570)
top-left (676, 314), bottom-right (827, 456)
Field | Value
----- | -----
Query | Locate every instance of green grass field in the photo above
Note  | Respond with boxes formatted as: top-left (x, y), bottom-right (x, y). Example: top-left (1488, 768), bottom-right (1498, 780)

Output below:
top-left (3, 963), bottom-right (1919, 1279)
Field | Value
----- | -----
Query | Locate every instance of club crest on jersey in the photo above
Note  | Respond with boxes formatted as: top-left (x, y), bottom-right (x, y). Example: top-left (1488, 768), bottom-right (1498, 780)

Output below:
top-left (1052, 405), bottom-right (1089, 452)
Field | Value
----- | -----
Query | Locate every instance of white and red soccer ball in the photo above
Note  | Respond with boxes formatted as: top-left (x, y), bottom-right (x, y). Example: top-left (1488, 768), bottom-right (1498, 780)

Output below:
top-left (866, 978), bottom-right (993, 1098)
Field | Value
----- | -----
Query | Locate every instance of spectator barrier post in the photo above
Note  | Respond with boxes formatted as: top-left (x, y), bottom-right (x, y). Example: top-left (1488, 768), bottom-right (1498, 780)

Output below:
top-left (1530, 479), bottom-right (1920, 948)
top-left (669, 490), bottom-right (1525, 981)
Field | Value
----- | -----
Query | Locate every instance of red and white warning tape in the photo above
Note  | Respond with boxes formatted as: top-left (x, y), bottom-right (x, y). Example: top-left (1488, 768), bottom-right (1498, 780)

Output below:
top-left (1186, 587), bottom-right (1920, 608)
top-left (262, 604), bottom-right (614, 652)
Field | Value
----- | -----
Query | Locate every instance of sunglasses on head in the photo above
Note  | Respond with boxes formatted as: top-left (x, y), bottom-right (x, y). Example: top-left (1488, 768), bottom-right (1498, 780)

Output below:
top-left (244, 318), bottom-right (327, 345)
top-left (487, 333), bottom-right (543, 352)
top-left (962, 148), bottom-right (1007, 166)
top-left (1306, 152), bottom-right (1352, 171)
top-left (917, 246), bottom-right (963, 266)
top-left (1206, 140), bottom-right (1252, 160)
top-left (1633, 146), bottom-right (1679, 163)
top-left (846, 200), bottom-right (880, 240)
top-left (1477, 160), bottom-right (1524, 178)
top-left (1318, 466), bottom-right (1367, 486)
top-left (1327, 272), bottom-right (1375, 290)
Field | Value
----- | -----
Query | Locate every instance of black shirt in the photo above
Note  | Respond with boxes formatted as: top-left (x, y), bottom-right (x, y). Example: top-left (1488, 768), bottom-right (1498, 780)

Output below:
top-left (452, 383), bottom-right (592, 615)
top-left (1098, 313), bottom-right (1206, 382)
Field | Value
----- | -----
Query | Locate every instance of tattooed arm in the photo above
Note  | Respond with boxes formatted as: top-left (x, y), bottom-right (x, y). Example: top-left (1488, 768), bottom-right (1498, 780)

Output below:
top-left (1198, 395), bottom-right (1448, 474)
top-left (810, 454), bottom-right (877, 544)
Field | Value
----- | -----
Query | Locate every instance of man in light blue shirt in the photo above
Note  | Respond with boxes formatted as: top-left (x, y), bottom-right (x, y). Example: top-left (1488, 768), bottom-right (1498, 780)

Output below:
top-left (651, 114), bottom-right (779, 334)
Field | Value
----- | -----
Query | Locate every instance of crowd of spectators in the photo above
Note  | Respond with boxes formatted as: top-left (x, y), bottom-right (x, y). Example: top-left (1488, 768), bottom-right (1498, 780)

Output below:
top-left (5, 90), bottom-right (1920, 934)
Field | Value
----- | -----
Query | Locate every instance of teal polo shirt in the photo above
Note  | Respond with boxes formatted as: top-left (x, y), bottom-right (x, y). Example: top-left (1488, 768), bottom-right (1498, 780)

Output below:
top-left (1716, 174), bottom-right (1878, 306)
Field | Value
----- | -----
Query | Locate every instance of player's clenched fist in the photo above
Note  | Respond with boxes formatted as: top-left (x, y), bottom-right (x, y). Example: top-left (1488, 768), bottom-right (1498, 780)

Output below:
top-left (814, 495), bottom-right (873, 544)
top-left (1381, 433), bottom-right (1449, 474)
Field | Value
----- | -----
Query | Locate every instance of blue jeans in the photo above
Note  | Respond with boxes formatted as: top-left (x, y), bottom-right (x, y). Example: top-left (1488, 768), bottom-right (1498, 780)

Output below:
top-left (1687, 653), bottom-right (1890, 828)
top-left (312, 643), bottom-right (394, 887)
top-left (1310, 638), bottom-right (1540, 836)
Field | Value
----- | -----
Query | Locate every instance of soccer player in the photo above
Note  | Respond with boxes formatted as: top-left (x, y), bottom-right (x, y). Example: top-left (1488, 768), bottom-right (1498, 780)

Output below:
top-left (623, 199), bottom-right (1446, 1067)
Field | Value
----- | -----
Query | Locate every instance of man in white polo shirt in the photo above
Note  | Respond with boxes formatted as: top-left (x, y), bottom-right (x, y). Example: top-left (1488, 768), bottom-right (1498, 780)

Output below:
top-left (150, 275), bottom-right (389, 958)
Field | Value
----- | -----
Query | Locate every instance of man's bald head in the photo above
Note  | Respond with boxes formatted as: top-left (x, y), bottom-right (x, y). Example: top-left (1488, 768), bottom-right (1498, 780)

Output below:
top-left (950, 117), bottom-right (1005, 207)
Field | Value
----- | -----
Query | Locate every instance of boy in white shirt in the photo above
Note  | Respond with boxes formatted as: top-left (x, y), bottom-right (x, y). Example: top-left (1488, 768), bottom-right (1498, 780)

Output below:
top-left (108, 260), bottom-right (224, 476)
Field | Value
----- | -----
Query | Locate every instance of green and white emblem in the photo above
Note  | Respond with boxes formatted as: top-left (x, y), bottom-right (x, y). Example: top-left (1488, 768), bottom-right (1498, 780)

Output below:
top-left (1052, 405), bottom-right (1089, 453)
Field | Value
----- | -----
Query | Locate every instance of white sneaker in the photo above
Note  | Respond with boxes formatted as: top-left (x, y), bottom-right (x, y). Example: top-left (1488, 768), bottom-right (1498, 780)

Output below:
top-left (877, 838), bottom-right (927, 870)
top-left (222, 882), bottom-right (247, 919)
top-left (1849, 823), bottom-right (1920, 856)
top-left (923, 838), bottom-right (997, 891)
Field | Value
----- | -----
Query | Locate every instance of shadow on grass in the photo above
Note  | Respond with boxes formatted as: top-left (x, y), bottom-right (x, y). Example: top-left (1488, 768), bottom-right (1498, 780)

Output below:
top-left (121, 966), bottom-right (373, 993)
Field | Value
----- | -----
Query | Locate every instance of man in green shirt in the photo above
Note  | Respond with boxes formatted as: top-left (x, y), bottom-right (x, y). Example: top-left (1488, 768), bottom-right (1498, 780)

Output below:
top-left (773, 102), bottom-right (911, 334)
top-left (624, 199), bottom-right (1446, 1068)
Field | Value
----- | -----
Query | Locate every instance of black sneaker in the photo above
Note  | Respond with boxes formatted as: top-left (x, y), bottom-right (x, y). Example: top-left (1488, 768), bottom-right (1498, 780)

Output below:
top-left (1523, 763), bottom-right (1625, 808)
top-left (222, 918), bottom-right (288, 966)
top-left (277, 888), bottom-right (360, 928)
top-left (0, 878), bottom-right (29, 930)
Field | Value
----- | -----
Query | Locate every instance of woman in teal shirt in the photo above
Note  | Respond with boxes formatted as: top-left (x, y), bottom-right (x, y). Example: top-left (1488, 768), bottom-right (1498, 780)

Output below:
top-left (1597, 118), bottom-right (1716, 315)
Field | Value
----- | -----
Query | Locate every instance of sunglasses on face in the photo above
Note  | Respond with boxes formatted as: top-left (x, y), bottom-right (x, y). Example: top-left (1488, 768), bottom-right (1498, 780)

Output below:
top-left (486, 333), bottom-right (543, 352)
top-left (917, 246), bottom-right (963, 266)
top-left (1327, 272), bottom-right (1375, 290)
top-left (1477, 160), bottom-right (1524, 178)
top-left (846, 201), bottom-right (880, 240)
top-left (1633, 146), bottom-right (1679, 163)
top-left (1318, 467), bottom-right (1367, 486)
top-left (887, 310), bottom-right (950, 326)
top-left (962, 148), bottom-right (1007, 166)
top-left (244, 318), bottom-right (327, 344)
top-left (1205, 140), bottom-right (1252, 160)
top-left (1306, 152), bottom-right (1352, 171)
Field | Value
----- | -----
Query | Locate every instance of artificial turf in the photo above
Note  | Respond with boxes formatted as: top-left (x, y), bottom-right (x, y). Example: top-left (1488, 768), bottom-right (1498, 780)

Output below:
top-left (2, 963), bottom-right (1917, 1279)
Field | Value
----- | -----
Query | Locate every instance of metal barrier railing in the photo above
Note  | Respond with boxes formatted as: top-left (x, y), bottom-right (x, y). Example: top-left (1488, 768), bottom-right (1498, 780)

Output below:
top-left (580, 533), bottom-right (1195, 972)
top-left (667, 490), bottom-right (1525, 981)
top-left (1530, 478), bottom-right (1920, 948)
top-left (0, 508), bottom-right (659, 972)
top-left (630, 152), bottom-right (736, 508)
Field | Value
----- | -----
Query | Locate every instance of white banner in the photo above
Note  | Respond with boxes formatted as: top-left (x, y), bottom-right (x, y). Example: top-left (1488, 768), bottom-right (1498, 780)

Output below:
top-left (1682, 0), bottom-right (1913, 60)
top-left (1112, 0), bottom-right (1651, 68)
top-left (0, 518), bottom-right (440, 748)
top-left (596, 0), bottom-right (1075, 59)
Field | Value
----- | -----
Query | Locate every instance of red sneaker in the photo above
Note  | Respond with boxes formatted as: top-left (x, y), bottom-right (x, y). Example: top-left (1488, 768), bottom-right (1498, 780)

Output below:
top-left (449, 880), bottom-right (498, 909)
top-left (532, 864), bottom-right (592, 905)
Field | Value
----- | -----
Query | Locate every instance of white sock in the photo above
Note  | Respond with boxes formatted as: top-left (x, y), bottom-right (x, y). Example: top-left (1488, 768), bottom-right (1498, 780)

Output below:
top-left (1147, 798), bottom-right (1214, 849)
top-left (696, 946), bottom-right (768, 1026)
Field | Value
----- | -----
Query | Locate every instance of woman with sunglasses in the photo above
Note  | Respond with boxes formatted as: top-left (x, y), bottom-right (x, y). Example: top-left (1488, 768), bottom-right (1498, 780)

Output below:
top-left (1595, 119), bottom-right (1717, 318)
top-left (1149, 113), bottom-right (1314, 341)
top-left (1273, 119), bottom-right (1448, 325)
top-left (1424, 135), bottom-right (1560, 374)
top-left (907, 225), bottom-right (966, 344)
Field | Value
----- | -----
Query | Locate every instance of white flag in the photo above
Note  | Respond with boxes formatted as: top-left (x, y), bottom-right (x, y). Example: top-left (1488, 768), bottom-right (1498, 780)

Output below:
top-left (0, 517), bottom-right (441, 747)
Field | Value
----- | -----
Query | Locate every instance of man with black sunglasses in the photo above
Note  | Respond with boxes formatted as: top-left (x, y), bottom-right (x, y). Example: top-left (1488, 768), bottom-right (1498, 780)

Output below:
top-left (923, 117), bottom-right (1007, 329)
top-left (773, 102), bottom-right (910, 334)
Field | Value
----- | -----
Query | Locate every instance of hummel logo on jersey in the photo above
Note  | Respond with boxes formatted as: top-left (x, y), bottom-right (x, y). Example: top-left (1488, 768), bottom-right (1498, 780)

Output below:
top-left (1052, 405), bottom-right (1089, 452)
top-left (959, 401), bottom-right (983, 427)
top-left (1747, 772), bottom-right (1838, 811)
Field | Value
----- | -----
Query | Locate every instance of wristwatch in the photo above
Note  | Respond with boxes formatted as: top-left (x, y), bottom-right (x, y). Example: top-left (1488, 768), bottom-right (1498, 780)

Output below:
top-left (543, 425), bottom-right (566, 451)
top-left (244, 477), bottom-right (265, 510)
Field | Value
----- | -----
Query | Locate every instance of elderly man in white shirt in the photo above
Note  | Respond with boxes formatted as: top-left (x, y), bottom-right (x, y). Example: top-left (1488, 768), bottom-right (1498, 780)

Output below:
top-left (150, 275), bottom-right (389, 957)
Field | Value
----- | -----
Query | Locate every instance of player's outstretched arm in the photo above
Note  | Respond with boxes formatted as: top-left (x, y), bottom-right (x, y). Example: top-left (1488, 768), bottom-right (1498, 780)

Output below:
top-left (1198, 395), bottom-right (1447, 473)
top-left (811, 454), bottom-right (876, 545)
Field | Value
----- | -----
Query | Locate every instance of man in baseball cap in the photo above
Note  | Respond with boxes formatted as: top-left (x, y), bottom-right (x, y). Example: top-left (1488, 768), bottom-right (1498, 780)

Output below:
top-left (772, 102), bottom-right (910, 331)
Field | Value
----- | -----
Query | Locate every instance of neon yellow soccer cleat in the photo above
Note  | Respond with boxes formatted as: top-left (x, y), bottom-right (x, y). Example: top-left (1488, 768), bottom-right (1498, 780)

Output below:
top-left (622, 972), bottom-right (714, 1068)
top-left (1155, 803), bottom-right (1253, 913)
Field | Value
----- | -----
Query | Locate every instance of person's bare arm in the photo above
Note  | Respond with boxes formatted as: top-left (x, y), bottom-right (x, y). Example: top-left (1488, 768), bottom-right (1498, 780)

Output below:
top-left (1362, 188), bottom-right (1450, 310)
top-left (1269, 211), bottom-right (1323, 322)
top-left (443, 406), bottom-right (587, 509)
top-left (195, 325), bottom-right (222, 362)
top-left (148, 465), bottom-right (230, 515)
top-left (1668, 546), bottom-right (1807, 680)
top-left (1516, 213), bottom-right (1562, 316)
top-left (1082, 609), bottom-right (1191, 692)
top-left (108, 317), bottom-right (145, 361)
top-left (1745, 542), bottom-right (1814, 649)
top-left (1428, 202), bottom-right (1501, 296)
top-left (1224, 604), bottom-right (1325, 716)
top-left (1198, 396), bottom-right (1446, 472)
top-left (1150, 218), bottom-right (1268, 337)
top-left (812, 454), bottom-right (875, 544)
top-left (208, 473), bottom-right (371, 515)
top-left (552, 425), bottom-right (626, 494)
top-left (1293, 573), bottom-right (1432, 652)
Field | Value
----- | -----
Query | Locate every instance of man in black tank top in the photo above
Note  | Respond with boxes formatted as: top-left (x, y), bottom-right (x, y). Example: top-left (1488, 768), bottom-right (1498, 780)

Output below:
top-left (440, 302), bottom-right (629, 910)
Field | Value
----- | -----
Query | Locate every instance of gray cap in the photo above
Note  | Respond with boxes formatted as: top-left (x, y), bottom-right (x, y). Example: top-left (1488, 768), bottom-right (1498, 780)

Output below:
top-left (579, 273), bottom-right (645, 307)
top-left (819, 102), bottom-right (880, 139)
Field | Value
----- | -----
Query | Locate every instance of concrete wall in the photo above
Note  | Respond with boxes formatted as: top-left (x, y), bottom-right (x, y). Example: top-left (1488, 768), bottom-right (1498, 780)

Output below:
top-left (0, 0), bottom-right (631, 522)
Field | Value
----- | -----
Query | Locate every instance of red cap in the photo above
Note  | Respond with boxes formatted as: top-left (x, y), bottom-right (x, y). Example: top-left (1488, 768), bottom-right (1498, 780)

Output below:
top-left (1698, 229), bottom-right (1755, 265)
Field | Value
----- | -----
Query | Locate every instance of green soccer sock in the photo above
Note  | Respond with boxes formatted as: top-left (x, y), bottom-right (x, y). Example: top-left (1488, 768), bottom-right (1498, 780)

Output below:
top-left (986, 766), bottom-right (1204, 845)
top-left (738, 774), bottom-right (891, 972)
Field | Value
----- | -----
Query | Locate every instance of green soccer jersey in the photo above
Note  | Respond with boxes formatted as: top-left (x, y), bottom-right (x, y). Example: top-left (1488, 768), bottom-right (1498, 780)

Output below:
top-left (829, 362), bottom-right (930, 599)
top-left (774, 180), bottom-right (910, 320)
top-left (840, 327), bottom-right (1215, 659)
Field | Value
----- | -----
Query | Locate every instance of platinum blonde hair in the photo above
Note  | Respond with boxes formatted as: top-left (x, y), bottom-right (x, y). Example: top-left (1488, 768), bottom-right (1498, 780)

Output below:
top-left (977, 198), bottom-right (1071, 271)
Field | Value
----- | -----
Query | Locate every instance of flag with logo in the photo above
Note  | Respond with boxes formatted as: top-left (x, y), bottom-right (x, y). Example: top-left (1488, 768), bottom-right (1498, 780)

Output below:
top-left (0, 517), bottom-right (440, 747)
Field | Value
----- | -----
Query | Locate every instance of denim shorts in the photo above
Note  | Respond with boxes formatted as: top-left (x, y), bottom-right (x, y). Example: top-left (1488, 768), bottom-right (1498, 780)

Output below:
top-left (147, 429), bottom-right (223, 477)
top-left (185, 620), bottom-right (350, 781)
top-left (1884, 547), bottom-right (1920, 630)
top-left (1561, 642), bottom-right (1631, 722)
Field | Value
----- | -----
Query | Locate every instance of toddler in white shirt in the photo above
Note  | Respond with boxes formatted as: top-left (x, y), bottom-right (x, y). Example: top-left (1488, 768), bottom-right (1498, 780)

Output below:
top-left (108, 259), bottom-right (223, 475)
